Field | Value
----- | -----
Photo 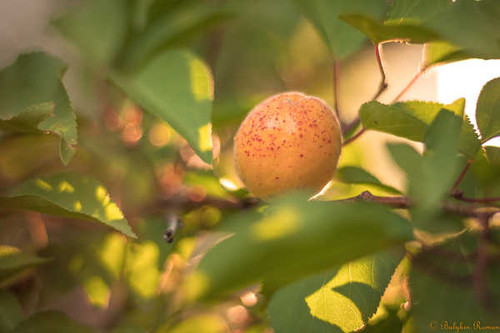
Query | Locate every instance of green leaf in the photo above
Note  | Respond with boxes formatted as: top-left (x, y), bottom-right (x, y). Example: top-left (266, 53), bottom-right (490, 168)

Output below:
top-left (0, 134), bottom-right (59, 186)
top-left (14, 311), bottom-right (93, 333)
top-left (294, 0), bottom-right (387, 60)
top-left (0, 173), bottom-right (136, 238)
top-left (120, 2), bottom-right (233, 69)
top-left (0, 291), bottom-right (24, 332)
top-left (476, 77), bottom-right (500, 142)
top-left (411, 233), bottom-right (500, 331)
top-left (387, 111), bottom-right (462, 229)
top-left (386, 0), bottom-right (450, 21)
top-left (268, 249), bottom-right (403, 333)
top-left (187, 193), bottom-right (412, 300)
top-left (362, 309), bottom-right (403, 333)
top-left (0, 52), bottom-right (77, 165)
top-left (485, 146), bottom-right (500, 167)
top-left (111, 50), bottom-right (214, 164)
top-left (339, 14), bottom-right (440, 45)
top-left (360, 98), bottom-right (481, 158)
top-left (424, 0), bottom-right (500, 60)
top-left (336, 166), bottom-right (402, 195)
top-left (423, 41), bottom-right (471, 68)
top-left (360, 99), bottom-right (464, 141)
top-left (0, 246), bottom-right (51, 288)
top-left (342, 0), bottom-right (500, 59)
top-left (52, 0), bottom-right (128, 67)
top-left (458, 115), bottom-right (482, 159)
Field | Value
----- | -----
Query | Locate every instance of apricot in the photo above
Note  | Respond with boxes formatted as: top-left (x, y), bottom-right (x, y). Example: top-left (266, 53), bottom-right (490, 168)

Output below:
top-left (234, 92), bottom-right (342, 198)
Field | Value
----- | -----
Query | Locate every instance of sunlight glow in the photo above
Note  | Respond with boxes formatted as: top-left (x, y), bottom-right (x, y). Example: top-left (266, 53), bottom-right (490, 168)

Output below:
top-left (219, 177), bottom-right (240, 191)
top-left (252, 208), bottom-right (299, 241)
top-left (436, 59), bottom-right (500, 146)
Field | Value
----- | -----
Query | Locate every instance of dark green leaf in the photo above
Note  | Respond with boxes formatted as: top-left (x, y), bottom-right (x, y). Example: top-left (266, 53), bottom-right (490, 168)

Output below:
top-left (0, 134), bottom-right (59, 187)
top-left (339, 15), bottom-right (440, 45)
top-left (0, 246), bottom-right (51, 288)
top-left (269, 249), bottom-right (403, 333)
top-left (14, 311), bottom-right (93, 333)
top-left (111, 50), bottom-right (214, 164)
top-left (422, 110), bottom-right (462, 199)
top-left (386, 0), bottom-right (449, 21)
top-left (458, 115), bottom-right (482, 159)
top-left (476, 77), bottom-right (500, 142)
top-left (342, 0), bottom-right (500, 59)
top-left (52, 0), bottom-right (128, 66)
top-left (187, 193), bottom-right (412, 300)
top-left (360, 99), bottom-right (464, 142)
top-left (411, 232), bottom-right (500, 331)
top-left (0, 173), bottom-right (136, 238)
top-left (360, 98), bottom-right (481, 158)
top-left (424, 0), bottom-right (500, 60)
top-left (0, 52), bottom-right (77, 165)
top-left (294, 0), bottom-right (387, 60)
top-left (120, 2), bottom-right (233, 69)
top-left (0, 291), bottom-right (24, 332)
top-left (423, 41), bottom-right (471, 68)
top-left (485, 146), bottom-right (500, 167)
top-left (336, 166), bottom-right (402, 195)
top-left (387, 111), bottom-right (462, 229)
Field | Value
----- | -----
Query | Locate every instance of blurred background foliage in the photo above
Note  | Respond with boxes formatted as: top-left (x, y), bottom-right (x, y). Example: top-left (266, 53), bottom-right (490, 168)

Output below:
top-left (0, 0), bottom-right (499, 332)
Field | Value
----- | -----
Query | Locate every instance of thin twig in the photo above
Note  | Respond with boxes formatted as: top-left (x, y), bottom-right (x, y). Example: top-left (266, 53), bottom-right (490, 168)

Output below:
top-left (452, 192), bottom-right (500, 204)
top-left (342, 44), bottom-right (387, 136)
top-left (147, 195), bottom-right (260, 215)
top-left (392, 69), bottom-right (425, 103)
top-left (373, 43), bottom-right (388, 101)
top-left (342, 128), bottom-right (365, 146)
top-left (451, 159), bottom-right (473, 194)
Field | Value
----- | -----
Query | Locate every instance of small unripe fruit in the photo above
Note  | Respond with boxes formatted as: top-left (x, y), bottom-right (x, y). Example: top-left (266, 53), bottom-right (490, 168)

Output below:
top-left (234, 92), bottom-right (342, 198)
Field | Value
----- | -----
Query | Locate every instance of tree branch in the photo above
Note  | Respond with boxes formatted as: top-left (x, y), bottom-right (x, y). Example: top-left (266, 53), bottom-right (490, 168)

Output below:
top-left (334, 190), bottom-right (499, 218)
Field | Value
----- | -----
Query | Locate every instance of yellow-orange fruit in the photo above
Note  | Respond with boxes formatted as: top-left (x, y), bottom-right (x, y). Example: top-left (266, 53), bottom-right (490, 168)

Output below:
top-left (234, 92), bottom-right (342, 198)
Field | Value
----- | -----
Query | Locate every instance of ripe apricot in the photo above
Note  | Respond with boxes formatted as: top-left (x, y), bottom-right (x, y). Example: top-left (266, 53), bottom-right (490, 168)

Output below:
top-left (234, 92), bottom-right (342, 198)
